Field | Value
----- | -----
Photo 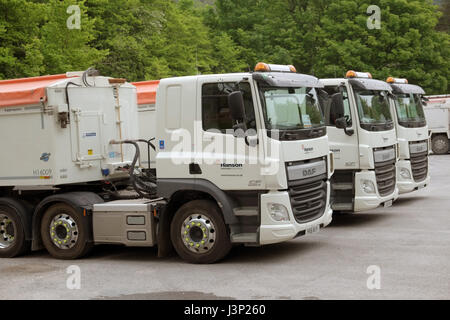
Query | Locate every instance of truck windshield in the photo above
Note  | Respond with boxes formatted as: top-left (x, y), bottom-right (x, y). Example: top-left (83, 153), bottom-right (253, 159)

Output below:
top-left (260, 87), bottom-right (326, 140)
top-left (394, 93), bottom-right (426, 128)
top-left (354, 89), bottom-right (394, 131)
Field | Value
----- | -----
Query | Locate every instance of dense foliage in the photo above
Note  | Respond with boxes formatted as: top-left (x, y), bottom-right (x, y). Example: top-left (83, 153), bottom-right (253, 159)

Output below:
top-left (0, 0), bottom-right (448, 94)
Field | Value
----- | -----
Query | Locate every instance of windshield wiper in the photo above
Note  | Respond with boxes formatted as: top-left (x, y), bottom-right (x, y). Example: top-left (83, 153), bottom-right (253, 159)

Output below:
top-left (307, 128), bottom-right (324, 138)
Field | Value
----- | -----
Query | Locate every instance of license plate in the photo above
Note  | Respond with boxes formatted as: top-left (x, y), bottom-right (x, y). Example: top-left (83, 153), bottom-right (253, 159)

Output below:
top-left (384, 200), bottom-right (393, 208)
top-left (306, 225), bottom-right (320, 235)
top-left (417, 185), bottom-right (425, 190)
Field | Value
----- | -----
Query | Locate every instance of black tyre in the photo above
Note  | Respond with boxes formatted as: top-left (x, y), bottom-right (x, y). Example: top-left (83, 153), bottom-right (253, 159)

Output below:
top-left (431, 135), bottom-right (449, 155)
top-left (0, 203), bottom-right (29, 258)
top-left (170, 200), bottom-right (231, 264)
top-left (41, 203), bottom-right (93, 260)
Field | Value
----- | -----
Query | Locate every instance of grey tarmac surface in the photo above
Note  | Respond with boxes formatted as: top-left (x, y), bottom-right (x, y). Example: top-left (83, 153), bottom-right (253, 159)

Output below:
top-left (1, 155), bottom-right (449, 300)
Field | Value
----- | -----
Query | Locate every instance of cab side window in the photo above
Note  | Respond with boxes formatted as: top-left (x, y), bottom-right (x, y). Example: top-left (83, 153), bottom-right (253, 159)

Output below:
top-left (323, 86), bottom-right (352, 127)
top-left (202, 82), bottom-right (256, 133)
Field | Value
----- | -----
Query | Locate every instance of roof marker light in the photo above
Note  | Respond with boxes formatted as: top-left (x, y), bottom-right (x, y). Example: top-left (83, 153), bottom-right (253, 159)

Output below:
top-left (255, 62), bottom-right (297, 73)
top-left (386, 77), bottom-right (408, 84)
top-left (346, 70), bottom-right (372, 79)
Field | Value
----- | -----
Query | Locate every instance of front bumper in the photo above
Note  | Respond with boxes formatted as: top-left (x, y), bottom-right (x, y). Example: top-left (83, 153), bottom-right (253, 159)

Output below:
top-left (354, 171), bottom-right (399, 212)
top-left (396, 160), bottom-right (430, 194)
top-left (259, 182), bottom-right (333, 245)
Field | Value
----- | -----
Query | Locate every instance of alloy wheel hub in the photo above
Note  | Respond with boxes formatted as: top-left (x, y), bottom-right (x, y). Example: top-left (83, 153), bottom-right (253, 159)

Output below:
top-left (0, 214), bottom-right (15, 249)
top-left (181, 214), bottom-right (216, 254)
top-left (49, 215), bottom-right (79, 249)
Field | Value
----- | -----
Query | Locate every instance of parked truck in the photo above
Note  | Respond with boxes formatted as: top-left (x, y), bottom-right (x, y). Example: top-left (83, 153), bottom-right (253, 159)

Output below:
top-left (423, 95), bottom-right (450, 154)
top-left (320, 71), bottom-right (399, 212)
top-left (386, 77), bottom-right (430, 194)
top-left (0, 63), bottom-right (334, 264)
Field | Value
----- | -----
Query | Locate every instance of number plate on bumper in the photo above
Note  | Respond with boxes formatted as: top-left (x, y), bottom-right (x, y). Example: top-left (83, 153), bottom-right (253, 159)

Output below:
top-left (306, 224), bottom-right (320, 235)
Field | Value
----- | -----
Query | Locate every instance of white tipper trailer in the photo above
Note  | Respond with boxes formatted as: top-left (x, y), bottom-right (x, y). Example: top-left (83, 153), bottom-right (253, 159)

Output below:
top-left (423, 95), bottom-right (450, 154)
top-left (386, 78), bottom-right (430, 194)
top-left (320, 71), bottom-right (399, 213)
top-left (0, 64), bottom-right (334, 264)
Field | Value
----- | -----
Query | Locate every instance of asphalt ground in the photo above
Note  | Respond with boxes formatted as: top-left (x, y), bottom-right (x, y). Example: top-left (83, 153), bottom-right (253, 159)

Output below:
top-left (1, 155), bottom-right (449, 300)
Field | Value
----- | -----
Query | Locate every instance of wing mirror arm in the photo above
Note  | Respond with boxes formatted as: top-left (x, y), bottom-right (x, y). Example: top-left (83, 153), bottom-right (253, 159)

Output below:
top-left (344, 127), bottom-right (355, 136)
top-left (335, 117), bottom-right (354, 136)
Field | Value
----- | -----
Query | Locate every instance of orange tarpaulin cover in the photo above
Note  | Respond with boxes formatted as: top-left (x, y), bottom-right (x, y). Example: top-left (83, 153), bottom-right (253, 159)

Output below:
top-left (132, 80), bottom-right (159, 106)
top-left (0, 74), bottom-right (72, 108)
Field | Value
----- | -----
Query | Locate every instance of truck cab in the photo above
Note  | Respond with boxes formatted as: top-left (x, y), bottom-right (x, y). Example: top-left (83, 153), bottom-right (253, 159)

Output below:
top-left (0, 65), bottom-right (334, 264)
top-left (320, 71), bottom-right (399, 212)
top-left (386, 77), bottom-right (430, 194)
top-left (154, 63), bottom-right (333, 259)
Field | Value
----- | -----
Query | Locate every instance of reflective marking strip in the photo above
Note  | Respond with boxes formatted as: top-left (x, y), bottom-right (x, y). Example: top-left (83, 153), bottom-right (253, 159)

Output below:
top-left (0, 176), bottom-right (52, 180)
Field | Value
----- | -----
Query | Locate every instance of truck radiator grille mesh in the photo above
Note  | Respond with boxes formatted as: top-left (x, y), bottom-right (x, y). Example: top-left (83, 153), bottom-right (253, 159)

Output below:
top-left (287, 174), bottom-right (327, 224)
top-left (410, 151), bottom-right (428, 182)
top-left (374, 157), bottom-right (396, 197)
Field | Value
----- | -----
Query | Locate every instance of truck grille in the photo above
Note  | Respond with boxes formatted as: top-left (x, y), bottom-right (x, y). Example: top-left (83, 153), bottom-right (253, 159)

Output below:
top-left (287, 173), bottom-right (327, 224)
top-left (410, 151), bottom-right (428, 182)
top-left (374, 158), bottom-right (396, 197)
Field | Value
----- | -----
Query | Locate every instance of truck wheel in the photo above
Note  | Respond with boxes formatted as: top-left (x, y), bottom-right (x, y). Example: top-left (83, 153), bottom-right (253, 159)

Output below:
top-left (0, 204), bottom-right (29, 258)
top-left (41, 204), bottom-right (92, 260)
top-left (431, 135), bottom-right (449, 154)
top-left (170, 200), bottom-right (232, 264)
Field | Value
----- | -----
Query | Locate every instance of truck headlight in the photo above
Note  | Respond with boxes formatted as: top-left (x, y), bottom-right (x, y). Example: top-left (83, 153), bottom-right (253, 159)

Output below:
top-left (268, 203), bottom-right (290, 222)
top-left (361, 180), bottom-right (376, 194)
top-left (400, 168), bottom-right (411, 180)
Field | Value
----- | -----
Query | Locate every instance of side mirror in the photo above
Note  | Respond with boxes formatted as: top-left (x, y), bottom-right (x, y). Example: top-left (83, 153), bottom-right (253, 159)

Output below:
top-left (228, 91), bottom-right (246, 122)
top-left (331, 93), bottom-right (345, 117)
top-left (336, 116), bottom-right (354, 136)
top-left (335, 117), bottom-right (347, 129)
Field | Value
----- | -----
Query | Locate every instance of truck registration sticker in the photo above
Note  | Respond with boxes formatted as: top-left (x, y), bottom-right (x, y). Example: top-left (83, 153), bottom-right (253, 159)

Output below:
top-left (33, 168), bottom-right (53, 179)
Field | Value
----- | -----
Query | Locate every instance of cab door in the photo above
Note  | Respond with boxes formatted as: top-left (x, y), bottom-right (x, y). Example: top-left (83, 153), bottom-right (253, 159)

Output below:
top-left (195, 76), bottom-right (265, 191)
top-left (324, 83), bottom-right (359, 170)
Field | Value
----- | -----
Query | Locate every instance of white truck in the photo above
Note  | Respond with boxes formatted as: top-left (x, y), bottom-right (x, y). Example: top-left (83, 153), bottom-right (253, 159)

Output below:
top-left (320, 71), bottom-right (399, 212)
top-left (423, 95), bottom-right (450, 154)
top-left (386, 78), bottom-right (430, 194)
top-left (0, 64), bottom-right (334, 264)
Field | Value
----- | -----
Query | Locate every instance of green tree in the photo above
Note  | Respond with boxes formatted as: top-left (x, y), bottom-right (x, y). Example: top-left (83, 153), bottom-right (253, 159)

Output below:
top-left (85, 0), bottom-right (167, 81)
top-left (1, 0), bottom-right (448, 94)
top-left (314, 0), bottom-right (449, 94)
top-left (211, 0), bottom-right (449, 94)
top-left (86, 0), bottom-right (229, 81)
top-left (40, 0), bottom-right (107, 75)
top-left (0, 0), bottom-right (46, 79)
